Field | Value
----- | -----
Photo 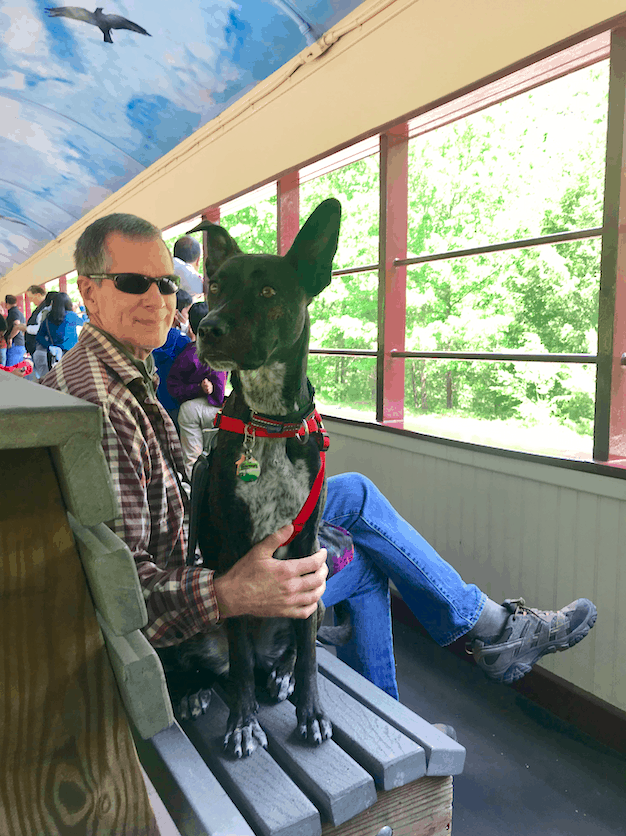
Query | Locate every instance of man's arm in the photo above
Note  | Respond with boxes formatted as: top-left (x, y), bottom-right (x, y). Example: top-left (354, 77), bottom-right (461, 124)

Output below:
top-left (5, 309), bottom-right (25, 342)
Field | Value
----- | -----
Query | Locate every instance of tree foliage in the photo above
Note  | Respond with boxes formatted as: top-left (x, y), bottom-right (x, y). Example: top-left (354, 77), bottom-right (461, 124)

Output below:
top-left (197, 62), bottom-right (609, 445)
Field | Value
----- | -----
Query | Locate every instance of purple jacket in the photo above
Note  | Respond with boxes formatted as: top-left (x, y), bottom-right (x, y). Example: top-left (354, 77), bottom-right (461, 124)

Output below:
top-left (166, 341), bottom-right (228, 407)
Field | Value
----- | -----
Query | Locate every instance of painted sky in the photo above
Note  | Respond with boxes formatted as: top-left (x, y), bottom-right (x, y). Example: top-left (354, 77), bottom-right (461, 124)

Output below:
top-left (0, 0), bottom-right (360, 277)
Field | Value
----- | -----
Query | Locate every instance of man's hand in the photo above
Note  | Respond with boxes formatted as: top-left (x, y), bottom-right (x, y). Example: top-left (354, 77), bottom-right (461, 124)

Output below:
top-left (213, 524), bottom-right (327, 620)
top-left (201, 378), bottom-right (214, 395)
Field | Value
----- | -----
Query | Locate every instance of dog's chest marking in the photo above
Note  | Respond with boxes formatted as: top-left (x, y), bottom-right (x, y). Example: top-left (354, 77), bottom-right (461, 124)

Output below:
top-left (235, 364), bottom-right (310, 546)
top-left (235, 437), bottom-right (310, 546)
top-left (239, 364), bottom-right (297, 415)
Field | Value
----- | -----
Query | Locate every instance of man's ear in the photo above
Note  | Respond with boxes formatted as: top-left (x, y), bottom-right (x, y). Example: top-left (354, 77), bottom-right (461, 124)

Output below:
top-left (77, 276), bottom-right (99, 316)
top-left (197, 224), bottom-right (243, 278)
top-left (285, 198), bottom-right (341, 299)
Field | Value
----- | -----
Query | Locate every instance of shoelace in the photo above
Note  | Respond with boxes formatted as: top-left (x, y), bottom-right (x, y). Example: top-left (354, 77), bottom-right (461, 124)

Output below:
top-left (465, 597), bottom-right (548, 655)
top-left (504, 598), bottom-right (555, 623)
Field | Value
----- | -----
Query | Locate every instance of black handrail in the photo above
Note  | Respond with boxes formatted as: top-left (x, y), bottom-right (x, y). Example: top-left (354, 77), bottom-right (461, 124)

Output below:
top-left (331, 263), bottom-right (379, 276)
top-left (389, 350), bottom-right (597, 364)
top-left (394, 227), bottom-right (602, 267)
top-left (309, 347), bottom-right (597, 364)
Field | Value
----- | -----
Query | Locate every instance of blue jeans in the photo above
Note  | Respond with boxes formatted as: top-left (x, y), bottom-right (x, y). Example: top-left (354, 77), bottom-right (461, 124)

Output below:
top-left (6, 344), bottom-right (25, 367)
top-left (322, 473), bottom-right (486, 698)
top-left (0, 347), bottom-right (6, 366)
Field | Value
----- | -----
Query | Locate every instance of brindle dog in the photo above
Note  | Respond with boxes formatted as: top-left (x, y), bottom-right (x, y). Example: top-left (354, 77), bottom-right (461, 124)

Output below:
top-left (161, 199), bottom-right (344, 758)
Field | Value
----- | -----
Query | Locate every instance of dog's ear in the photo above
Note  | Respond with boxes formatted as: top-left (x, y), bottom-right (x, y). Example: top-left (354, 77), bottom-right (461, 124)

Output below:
top-left (191, 223), bottom-right (242, 278)
top-left (285, 198), bottom-right (341, 298)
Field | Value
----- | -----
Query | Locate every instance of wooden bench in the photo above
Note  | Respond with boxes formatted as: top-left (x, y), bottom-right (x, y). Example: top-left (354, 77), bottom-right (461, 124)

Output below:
top-left (0, 372), bottom-right (166, 833)
top-left (0, 372), bottom-right (466, 836)
top-left (135, 647), bottom-right (465, 836)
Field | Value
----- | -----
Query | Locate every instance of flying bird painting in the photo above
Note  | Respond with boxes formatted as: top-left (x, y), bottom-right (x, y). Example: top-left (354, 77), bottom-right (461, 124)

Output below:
top-left (0, 0), bottom-right (363, 281)
top-left (44, 6), bottom-right (151, 43)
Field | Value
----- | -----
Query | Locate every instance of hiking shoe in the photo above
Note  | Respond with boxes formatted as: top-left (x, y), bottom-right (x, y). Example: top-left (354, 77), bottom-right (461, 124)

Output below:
top-left (470, 598), bottom-right (597, 684)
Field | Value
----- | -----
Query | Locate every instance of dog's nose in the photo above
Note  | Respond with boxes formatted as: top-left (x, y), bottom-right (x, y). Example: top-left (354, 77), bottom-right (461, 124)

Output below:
top-left (197, 316), bottom-right (229, 341)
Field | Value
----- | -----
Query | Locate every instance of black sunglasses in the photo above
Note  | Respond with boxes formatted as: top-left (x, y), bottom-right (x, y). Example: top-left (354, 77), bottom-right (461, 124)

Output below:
top-left (85, 273), bottom-right (180, 295)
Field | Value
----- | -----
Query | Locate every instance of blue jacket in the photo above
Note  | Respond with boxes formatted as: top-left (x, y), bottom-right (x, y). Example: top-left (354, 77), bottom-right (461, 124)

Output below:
top-left (36, 311), bottom-right (85, 352)
top-left (152, 328), bottom-right (191, 411)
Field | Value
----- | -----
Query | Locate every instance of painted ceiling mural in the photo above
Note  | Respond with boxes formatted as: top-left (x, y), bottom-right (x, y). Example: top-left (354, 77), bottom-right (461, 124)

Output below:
top-left (0, 0), bottom-right (361, 278)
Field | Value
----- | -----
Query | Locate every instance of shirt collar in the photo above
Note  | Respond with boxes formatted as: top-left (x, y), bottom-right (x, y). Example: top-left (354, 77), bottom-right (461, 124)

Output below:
top-left (81, 323), bottom-right (159, 397)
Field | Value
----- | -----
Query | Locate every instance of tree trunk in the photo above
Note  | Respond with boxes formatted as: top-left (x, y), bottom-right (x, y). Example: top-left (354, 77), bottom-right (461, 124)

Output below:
top-left (420, 361), bottom-right (428, 411)
top-left (410, 361), bottom-right (418, 411)
top-left (446, 370), bottom-right (453, 409)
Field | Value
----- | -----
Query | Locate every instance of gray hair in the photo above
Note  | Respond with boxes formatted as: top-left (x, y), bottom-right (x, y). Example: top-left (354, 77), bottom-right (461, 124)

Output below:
top-left (74, 213), bottom-right (164, 281)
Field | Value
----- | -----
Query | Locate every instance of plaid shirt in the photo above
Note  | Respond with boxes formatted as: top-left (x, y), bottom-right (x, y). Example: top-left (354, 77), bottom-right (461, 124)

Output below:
top-left (42, 323), bottom-right (220, 646)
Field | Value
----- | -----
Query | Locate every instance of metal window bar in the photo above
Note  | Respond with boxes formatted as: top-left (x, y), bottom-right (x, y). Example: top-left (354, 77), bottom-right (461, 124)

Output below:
top-left (331, 263), bottom-right (379, 276)
top-left (319, 226), bottom-right (602, 367)
top-left (309, 348), bottom-right (598, 363)
top-left (394, 226), bottom-right (602, 268)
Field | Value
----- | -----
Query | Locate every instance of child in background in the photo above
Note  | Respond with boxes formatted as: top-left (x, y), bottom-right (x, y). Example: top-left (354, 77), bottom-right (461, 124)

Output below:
top-left (167, 302), bottom-right (227, 477)
top-left (153, 289), bottom-right (193, 425)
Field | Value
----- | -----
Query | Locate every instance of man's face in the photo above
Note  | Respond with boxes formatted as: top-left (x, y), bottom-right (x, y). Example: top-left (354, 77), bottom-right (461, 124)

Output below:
top-left (27, 292), bottom-right (45, 306)
top-left (78, 232), bottom-right (176, 360)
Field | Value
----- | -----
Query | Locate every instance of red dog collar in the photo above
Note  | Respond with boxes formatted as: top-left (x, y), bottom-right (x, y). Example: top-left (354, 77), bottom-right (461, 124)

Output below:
top-left (214, 408), bottom-right (329, 545)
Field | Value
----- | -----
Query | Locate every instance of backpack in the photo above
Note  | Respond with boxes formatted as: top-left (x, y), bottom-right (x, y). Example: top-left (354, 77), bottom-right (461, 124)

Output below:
top-left (45, 320), bottom-right (63, 370)
top-left (25, 303), bottom-right (45, 357)
top-left (186, 428), bottom-right (218, 566)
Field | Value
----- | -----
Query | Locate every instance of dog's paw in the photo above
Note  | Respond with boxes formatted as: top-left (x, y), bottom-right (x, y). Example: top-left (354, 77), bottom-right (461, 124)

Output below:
top-left (163, 667), bottom-right (215, 722)
top-left (177, 687), bottom-right (212, 721)
top-left (266, 669), bottom-right (295, 702)
top-left (224, 716), bottom-right (268, 758)
top-left (297, 711), bottom-right (333, 745)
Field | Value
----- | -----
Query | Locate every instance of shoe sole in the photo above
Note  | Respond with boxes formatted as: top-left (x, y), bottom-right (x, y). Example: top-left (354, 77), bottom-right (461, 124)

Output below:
top-left (499, 606), bottom-right (598, 685)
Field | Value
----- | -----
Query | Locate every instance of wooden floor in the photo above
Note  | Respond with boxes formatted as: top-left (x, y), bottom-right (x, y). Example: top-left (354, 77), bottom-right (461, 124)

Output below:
top-left (392, 618), bottom-right (626, 836)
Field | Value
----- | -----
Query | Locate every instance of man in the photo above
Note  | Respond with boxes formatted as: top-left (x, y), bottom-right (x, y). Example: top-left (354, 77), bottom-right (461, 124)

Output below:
top-left (172, 235), bottom-right (204, 298)
top-left (42, 213), bottom-right (597, 700)
top-left (42, 214), bottom-right (326, 655)
top-left (4, 294), bottom-right (26, 367)
top-left (23, 285), bottom-right (47, 358)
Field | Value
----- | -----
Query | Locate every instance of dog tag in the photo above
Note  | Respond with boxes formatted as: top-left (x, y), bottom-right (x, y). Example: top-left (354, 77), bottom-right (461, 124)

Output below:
top-left (235, 452), bottom-right (261, 482)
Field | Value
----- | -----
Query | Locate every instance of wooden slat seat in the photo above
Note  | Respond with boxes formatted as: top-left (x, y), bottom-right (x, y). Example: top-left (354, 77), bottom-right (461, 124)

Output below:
top-left (137, 654), bottom-right (466, 836)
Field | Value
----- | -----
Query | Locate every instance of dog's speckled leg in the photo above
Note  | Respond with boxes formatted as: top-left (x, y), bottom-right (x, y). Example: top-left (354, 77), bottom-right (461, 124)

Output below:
top-left (266, 640), bottom-right (297, 702)
top-left (294, 614), bottom-right (332, 744)
top-left (224, 616), bottom-right (268, 758)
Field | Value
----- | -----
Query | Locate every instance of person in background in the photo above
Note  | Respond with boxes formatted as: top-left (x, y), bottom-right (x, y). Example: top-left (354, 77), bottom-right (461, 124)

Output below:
top-left (11, 285), bottom-right (48, 377)
top-left (166, 301), bottom-right (228, 477)
top-left (26, 291), bottom-right (58, 379)
top-left (0, 314), bottom-right (33, 376)
top-left (152, 289), bottom-right (192, 425)
top-left (4, 294), bottom-right (26, 367)
top-left (173, 288), bottom-right (193, 336)
top-left (172, 235), bottom-right (204, 298)
top-left (34, 291), bottom-right (85, 377)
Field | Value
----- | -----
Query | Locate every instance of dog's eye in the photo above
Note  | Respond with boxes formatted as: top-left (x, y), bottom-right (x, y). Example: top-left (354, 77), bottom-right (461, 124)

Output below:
top-left (208, 282), bottom-right (219, 295)
top-left (261, 286), bottom-right (276, 298)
